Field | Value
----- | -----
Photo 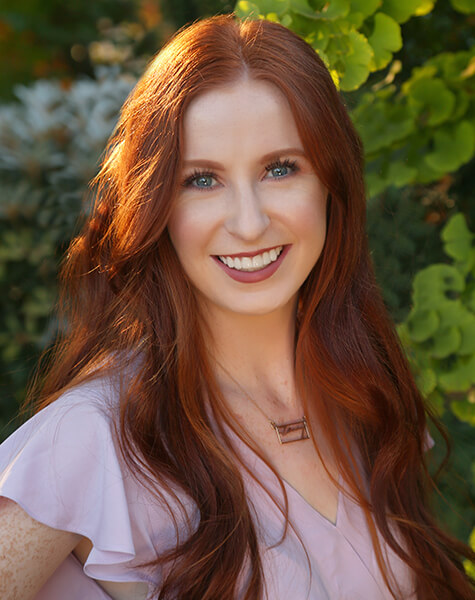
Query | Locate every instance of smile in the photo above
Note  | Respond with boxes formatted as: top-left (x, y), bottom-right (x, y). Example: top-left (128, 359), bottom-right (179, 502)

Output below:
top-left (217, 246), bottom-right (283, 272)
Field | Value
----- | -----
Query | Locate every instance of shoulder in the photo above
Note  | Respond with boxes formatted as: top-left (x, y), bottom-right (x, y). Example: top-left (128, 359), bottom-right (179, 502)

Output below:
top-left (0, 366), bottom-right (197, 522)
top-left (0, 375), bottom-right (120, 464)
top-left (0, 374), bottom-right (128, 531)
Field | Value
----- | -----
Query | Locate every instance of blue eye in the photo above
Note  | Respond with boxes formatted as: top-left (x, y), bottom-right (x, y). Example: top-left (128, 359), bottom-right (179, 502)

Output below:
top-left (265, 159), bottom-right (298, 179)
top-left (183, 171), bottom-right (217, 190)
top-left (182, 158), bottom-right (299, 190)
top-left (193, 174), bottom-right (215, 188)
top-left (270, 165), bottom-right (289, 177)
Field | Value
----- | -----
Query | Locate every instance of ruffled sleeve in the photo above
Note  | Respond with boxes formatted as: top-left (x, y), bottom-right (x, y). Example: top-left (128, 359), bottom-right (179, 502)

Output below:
top-left (0, 378), bottom-right (199, 590)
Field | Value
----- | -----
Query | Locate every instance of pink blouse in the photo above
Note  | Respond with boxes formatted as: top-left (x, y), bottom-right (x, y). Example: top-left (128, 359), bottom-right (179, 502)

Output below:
top-left (0, 378), bottom-right (433, 599)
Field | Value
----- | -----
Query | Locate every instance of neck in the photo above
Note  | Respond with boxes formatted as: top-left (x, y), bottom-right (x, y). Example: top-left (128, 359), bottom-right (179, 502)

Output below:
top-left (202, 297), bottom-right (301, 413)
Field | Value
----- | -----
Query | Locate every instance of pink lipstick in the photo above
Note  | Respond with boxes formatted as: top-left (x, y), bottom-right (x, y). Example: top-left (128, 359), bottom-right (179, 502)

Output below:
top-left (212, 245), bottom-right (290, 283)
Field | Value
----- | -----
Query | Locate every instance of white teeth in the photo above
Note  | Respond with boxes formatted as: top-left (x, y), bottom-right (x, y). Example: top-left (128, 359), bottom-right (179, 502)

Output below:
top-left (252, 255), bottom-right (263, 268)
top-left (218, 246), bottom-right (283, 272)
top-left (219, 256), bottom-right (235, 268)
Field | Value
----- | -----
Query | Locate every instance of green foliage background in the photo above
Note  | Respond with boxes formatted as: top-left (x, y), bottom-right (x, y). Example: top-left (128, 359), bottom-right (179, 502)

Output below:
top-left (0, 0), bottom-right (473, 553)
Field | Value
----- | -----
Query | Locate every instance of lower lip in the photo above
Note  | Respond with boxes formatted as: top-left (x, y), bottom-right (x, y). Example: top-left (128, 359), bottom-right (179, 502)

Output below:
top-left (212, 245), bottom-right (290, 283)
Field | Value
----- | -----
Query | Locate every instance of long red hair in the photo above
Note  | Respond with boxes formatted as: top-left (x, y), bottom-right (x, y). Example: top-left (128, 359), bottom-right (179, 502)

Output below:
top-left (30, 14), bottom-right (474, 599)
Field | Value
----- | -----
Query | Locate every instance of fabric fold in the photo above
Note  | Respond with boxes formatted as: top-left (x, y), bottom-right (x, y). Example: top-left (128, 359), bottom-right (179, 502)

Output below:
top-left (0, 380), bottom-right (157, 587)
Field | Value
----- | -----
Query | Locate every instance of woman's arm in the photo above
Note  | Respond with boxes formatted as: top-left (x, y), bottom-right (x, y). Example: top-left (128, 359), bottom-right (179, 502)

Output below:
top-left (0, 497), bottom-right (82, 600)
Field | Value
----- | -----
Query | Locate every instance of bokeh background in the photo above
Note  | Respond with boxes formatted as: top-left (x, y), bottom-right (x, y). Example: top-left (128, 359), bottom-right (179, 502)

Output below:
top-left (0, 0), bottom-right (474, 558)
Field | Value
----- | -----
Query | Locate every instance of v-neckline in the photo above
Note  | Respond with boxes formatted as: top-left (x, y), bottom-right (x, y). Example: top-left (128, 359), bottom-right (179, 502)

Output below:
top-left (228, 426), bottom-right (343, 529)
top-left (281, 473), bottom-right (342, 528)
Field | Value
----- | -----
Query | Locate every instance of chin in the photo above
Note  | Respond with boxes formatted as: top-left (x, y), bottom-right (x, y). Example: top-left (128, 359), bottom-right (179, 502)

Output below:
top-left (216, 295), bottom-right (297, 318)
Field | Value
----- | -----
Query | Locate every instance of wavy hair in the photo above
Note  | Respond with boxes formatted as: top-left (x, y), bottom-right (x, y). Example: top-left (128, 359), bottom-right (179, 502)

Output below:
top-left (31, 14), bottom-right (474, 600)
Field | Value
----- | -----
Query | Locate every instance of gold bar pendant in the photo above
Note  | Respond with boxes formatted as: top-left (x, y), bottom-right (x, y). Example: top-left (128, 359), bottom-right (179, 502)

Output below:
top-left (271, 416), bottom-right (310, 444)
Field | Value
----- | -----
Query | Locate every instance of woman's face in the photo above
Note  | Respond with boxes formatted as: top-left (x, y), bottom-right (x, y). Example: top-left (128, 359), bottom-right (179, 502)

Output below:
top-left (167, 77), bottom-right (327, 319)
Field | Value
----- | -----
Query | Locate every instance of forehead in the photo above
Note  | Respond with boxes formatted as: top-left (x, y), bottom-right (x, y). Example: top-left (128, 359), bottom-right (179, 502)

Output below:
top-left (181, 78), bottom-right (304, 161)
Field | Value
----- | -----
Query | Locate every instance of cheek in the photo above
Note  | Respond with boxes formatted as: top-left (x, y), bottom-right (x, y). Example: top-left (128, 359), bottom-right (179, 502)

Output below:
top-left (167, 208), bottom-right (195, 267)
top-left (167, 200), bottom-right (222, 276)
top-left (290, 189), bottom-right (327, 244)
top-left (167, 202), bottom-right (203, 261)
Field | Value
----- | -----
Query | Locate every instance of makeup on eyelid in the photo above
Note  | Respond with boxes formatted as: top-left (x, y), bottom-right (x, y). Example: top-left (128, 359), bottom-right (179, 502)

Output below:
top-left (182, 158), bottom-right (299, 190)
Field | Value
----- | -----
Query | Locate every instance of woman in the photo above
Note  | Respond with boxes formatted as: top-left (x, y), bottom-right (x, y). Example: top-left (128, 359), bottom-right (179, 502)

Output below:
top-left (0, 14), bottom-right (473, 600)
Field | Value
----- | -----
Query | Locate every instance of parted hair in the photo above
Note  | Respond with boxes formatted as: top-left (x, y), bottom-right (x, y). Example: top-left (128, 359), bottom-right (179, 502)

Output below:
top-left (31, 14), bottom-right (474, 600)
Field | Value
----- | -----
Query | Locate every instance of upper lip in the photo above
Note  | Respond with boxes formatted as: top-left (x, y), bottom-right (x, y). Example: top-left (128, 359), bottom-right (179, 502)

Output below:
top-left (215, 244), bottom-right (285, 259)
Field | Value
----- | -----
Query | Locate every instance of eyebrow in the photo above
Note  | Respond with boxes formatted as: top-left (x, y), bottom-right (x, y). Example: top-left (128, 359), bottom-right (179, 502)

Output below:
top-left (182, 147), bottom-right (307, 169)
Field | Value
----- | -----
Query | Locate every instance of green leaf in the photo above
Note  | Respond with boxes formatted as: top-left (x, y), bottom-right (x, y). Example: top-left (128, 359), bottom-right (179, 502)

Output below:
top-left (458, 316), bottom-right (475, 355)
top-left (281, 13), bottom-right (293, 26)
top-left (381, 0), bottom-right (434, 23)
top-left (450, 0), bottom-right (475, 13)
top-left (427, 390), bottom-right (445, 415)
top-left (408, 78), bottom-right (456, 126)
top-left (439, 355), bottom-right (475, 391)
top-left (450, 400), bottom-right (475, 426)
top-left (339, 31), bottom-right (373, 90)
top-left (253, 0), bottom-right (290, 15)
top-left (461, 55), bottom-right (475, 79)
top-left (415, 155), bottom-right (445, 182)
top-left (235, 1), bottom-right (262, 18)
top-left (413, 0), bottom-right (434, 15)
top-left (404, 64), bottom-right (438, 87)
top-left (416, 367), bottom-right (437, 396)
top-left (363, 102), bottom-right (414, 154)
top-left (320, 0), bottom-right (350, 19)
top-left (430, 326), bottom-right (462, 359)
top-left (368, 13), bottom-right (402, 70)
top-left (386, 160), bottom-right (417, 186)
top-left (453, 120), bottom-right (475, 163)
top-left (407, 309), bottom-right (440, 342)
top-left (290, 0), bottom-right (318, 18)
top-left (437, 300), bottom-right (470, 329)
top-left (350, 0), bottom-right (381, 19)
top-left (425, 120), bottom-right (475, 173)
top-left (451, 90), bottom-right (470, 121)
top-left (412, 265), bottom-right (465, 308)
top-left (468, 290), bottom-right (475, 314)
top-left (442, 213), bottom-right (474, 263)
top-left (365, 171), bottom-right (387, 197)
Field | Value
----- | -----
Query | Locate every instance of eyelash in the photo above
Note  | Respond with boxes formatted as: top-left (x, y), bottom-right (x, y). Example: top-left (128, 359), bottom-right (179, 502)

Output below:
top-left (182, 158), bottom-right (299, 190)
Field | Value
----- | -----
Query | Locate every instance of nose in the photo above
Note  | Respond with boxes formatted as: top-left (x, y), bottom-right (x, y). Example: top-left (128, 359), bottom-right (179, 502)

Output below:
top-left (224, 183), bottom-right (270, 241)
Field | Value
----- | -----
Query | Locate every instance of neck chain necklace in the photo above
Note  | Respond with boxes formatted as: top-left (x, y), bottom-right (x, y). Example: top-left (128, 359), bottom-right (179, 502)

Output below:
top-left (218, 364), bottom-right (310, 445)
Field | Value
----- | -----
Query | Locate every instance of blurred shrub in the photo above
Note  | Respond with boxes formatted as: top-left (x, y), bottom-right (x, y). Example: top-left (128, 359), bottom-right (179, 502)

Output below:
top-left (0, 0), bottom-right (140, 99)
top-left (354, 47), bottom-right (475, 197)
top-left (367, 186), bottom-right (446, 322)
top-left (399, 214), bottom-right (475, 419)
top-left (0, 69), bottom-right (134, 436)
